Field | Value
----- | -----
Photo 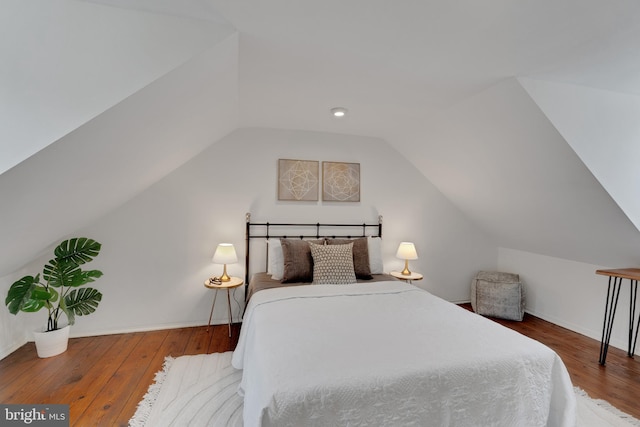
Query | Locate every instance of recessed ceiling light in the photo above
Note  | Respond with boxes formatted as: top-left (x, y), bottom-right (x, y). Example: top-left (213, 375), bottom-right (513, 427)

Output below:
top-left (330, 107), bottom-right (347, 118)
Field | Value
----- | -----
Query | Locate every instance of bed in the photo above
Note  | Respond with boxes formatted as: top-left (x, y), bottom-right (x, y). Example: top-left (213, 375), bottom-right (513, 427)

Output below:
top-left (233, 215), bottom-right (576, 426)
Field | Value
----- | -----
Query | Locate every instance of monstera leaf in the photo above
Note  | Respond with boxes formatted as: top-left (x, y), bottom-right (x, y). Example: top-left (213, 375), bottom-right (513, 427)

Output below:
top-left (5, 275), bottom-right (57, 314)
top-left (54, 238), bottom-right (101, 266)
top-left (63, 288), bottom-right (103, 325)
top-left (43, 238), bottom-right (102, 288)
top-left (43, 259), bottom-right (102, 288)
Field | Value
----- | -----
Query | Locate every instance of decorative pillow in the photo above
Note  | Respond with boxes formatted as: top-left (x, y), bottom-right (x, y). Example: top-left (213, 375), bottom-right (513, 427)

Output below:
top-left (280, 239), bottom-right (324, 283)
top-left (326, 237), bottom-right (373, 279)
top-left (309, 242), bottom-right (357, 285)
top-left (367, 237), bottom-right (384, 274)
top-left (266, 239), bottom-right (284, 280)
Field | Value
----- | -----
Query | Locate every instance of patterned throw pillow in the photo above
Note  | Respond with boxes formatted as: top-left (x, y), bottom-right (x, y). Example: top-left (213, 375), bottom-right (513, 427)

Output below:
top-left (326, 237), bottom-right (373, 279)
top-left (309, 242), bottom-right (357, 285)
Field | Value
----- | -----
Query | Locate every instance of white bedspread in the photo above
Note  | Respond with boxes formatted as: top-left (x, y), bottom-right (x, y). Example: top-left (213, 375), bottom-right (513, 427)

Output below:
top-left (232, 281), bottom-right (576, 427)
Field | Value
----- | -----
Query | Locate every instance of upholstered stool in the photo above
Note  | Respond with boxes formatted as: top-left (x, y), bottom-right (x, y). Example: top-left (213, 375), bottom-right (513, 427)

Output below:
top-left (471, 271), bottom-right (525, 321)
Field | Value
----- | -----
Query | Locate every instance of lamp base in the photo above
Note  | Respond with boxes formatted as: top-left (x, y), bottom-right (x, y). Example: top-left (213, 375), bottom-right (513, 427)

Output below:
top-left (220, 265), bottom-right (231, 282)
top-left (401, 260), bottom-right (411, 276)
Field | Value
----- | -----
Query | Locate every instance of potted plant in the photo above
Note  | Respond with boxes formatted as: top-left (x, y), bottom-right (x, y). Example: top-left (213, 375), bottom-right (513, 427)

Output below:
top-left (5, 237), bottom-right (103, 358)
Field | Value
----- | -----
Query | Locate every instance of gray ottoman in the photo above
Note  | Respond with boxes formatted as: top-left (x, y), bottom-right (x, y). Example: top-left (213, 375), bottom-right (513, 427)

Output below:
top-left (470, 271), bottom-right (525, 321)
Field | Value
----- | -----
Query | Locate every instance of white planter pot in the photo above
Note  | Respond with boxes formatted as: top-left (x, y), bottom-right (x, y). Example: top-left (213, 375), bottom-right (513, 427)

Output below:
top-left (33, 325), bottom-right (70, 358)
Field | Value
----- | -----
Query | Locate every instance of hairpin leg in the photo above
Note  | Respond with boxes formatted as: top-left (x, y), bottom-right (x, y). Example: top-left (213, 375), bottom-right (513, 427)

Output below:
top-left (207, 289), bottom-right (219, 332)
top-left (227, 288), bottom-right (233, 337)
top-left (599, 276), bottom-right (622, 365)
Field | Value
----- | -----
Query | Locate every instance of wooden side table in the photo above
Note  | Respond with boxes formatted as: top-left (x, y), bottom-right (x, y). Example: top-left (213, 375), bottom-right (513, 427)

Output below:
top-left (390, 271), bottom-right (423, 284)
top-left (204, 276), bottom-right (243, 337)
top-left (595, 268), bottom-right (640, 365)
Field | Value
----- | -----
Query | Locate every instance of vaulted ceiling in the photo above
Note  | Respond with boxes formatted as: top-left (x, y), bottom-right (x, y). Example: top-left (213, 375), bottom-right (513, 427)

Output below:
top-left (2, 0), bottom-right (640, 276)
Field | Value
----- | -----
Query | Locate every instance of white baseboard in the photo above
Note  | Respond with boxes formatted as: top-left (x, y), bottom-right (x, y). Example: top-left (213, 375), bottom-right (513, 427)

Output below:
top-left (66, 317), bottom-right (242, 340)
top-left (0, 341), bottom-right (27, 361)
top-left (455, 300), bottom-right (637, 357)
top-left (1, 318), bottom-right (241, 360)
top-left (524, 308), bottom-right (637, 357)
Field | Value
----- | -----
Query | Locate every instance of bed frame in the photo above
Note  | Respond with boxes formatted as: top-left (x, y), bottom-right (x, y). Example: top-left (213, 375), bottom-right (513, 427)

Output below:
top-left (244, 212), bottom-right (383, 295)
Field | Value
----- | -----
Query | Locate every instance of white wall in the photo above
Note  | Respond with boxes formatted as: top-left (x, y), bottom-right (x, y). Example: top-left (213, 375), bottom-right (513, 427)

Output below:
top-left (0, 127), bottom-right (497, 358)
top-left (0, 274), bottom-right (28, 358)
top-left (498, 247), bottom-right (638, 357)
top-left (5, 126), bottom-right (636, 361)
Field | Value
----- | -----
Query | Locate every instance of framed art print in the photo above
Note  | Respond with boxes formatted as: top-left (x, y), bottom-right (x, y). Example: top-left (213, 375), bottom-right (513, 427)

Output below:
top-left (322, 161), bottom-right (360, 202)
top-left (278, 159), bottom-right (319, 201)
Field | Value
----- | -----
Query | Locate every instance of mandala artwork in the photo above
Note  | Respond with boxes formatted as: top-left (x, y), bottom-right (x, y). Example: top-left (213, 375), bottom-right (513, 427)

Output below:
top-left (278, 159), bottom-right (319, 201)
top-left (322, 162), bottom-right (360, 202)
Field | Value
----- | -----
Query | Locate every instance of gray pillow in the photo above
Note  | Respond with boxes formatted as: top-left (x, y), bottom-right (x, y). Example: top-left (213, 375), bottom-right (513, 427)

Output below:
top-left (280, 238), bottom-right (324, 282)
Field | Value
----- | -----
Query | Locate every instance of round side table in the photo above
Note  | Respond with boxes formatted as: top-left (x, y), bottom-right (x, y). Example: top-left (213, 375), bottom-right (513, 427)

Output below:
top-left (390, 271), bottom-right (423, 284)
top-left (204, 276), bottom-right (243, 337)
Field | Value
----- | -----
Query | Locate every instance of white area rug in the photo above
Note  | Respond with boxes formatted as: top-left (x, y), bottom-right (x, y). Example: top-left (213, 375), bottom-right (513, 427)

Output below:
top-left (129, 353), bottom-right (242, 427)
top-left (576, 388), bottom-right (640, 427)
top-left (130, 352), bottom-right (640, 427)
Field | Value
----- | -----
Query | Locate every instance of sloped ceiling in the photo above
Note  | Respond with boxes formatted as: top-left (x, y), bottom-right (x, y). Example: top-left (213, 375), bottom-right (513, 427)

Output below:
top-left (219, 0), bottom-right (640, 132)
top-left (3, 0), bottom-right (640, 276)
top-left (1, 0), bottom-right (235, 175)
top-left (0, 0), bottom-right (239, 276)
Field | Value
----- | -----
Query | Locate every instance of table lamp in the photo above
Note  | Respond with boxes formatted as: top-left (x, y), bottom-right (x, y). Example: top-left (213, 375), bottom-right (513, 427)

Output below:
top-left (212, 243), bottom-right (237, 282)
top-left (396, 242), bottom-right (418, 276)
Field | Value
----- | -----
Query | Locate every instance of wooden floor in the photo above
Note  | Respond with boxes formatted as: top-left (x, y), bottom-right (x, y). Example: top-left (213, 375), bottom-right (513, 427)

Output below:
top-left (0, 325), bottom-right (240, 426)
top-left (1, 309), bottom-right (639, 426)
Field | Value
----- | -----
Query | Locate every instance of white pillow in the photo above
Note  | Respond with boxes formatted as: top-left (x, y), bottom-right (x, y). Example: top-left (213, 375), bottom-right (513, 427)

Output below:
top-left (368, 236), bottom-right (383, 274)
top-left (266, 239), bottom-right (284, 280)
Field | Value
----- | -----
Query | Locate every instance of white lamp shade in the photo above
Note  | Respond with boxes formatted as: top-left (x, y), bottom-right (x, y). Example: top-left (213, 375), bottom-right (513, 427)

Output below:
top-left (396, 242), bottom-right (418, 260)
top-left (212, 243), bottom-right (238, 264)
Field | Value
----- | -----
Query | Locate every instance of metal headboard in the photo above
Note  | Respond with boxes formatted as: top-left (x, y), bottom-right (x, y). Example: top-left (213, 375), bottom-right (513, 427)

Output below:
top-left (244, 212), bottom-right (383, 294)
